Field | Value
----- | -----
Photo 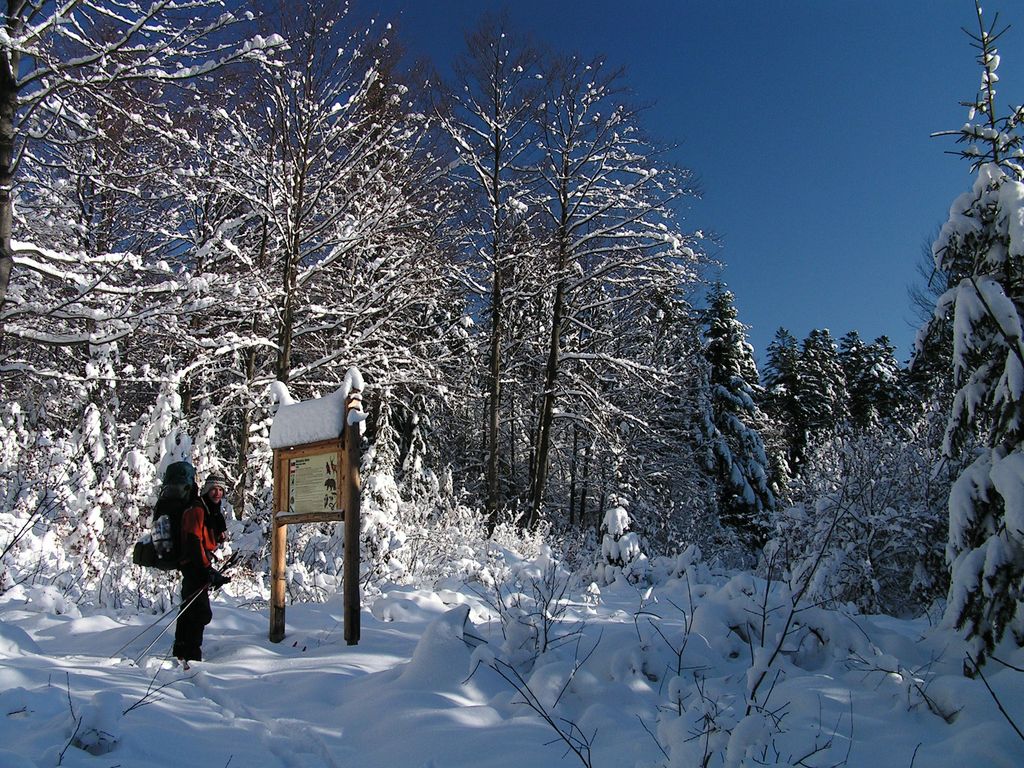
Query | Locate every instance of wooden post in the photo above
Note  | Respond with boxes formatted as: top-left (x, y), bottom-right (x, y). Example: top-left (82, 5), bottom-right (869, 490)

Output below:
top-left (342, 388), bottom-right (362, 645)
top-left (269, 519), bottom-right (287, 642)
top-left (269, 452), bottom-right (288, 643)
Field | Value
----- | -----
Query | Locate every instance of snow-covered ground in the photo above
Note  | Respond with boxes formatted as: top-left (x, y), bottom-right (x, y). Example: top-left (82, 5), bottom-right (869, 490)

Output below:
top-left (1, 557), bottom-right (1021, 768)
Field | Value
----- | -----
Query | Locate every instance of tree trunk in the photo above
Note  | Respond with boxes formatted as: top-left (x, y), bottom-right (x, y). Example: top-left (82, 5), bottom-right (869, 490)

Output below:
top-left (485, 261), bottom-right (502, 532)
top-left (579, 438), bottom-right (592, 531)
top-left (568, 426), bottom-right (579, 527)
top-left (509, 380), bottom-right (517, 492)
top-left (485, 106), bottom-right (504, 534)
top-left (527, 279), bottom-right (566, 527)
top-left (276, 245), bottom-right (299, 383)
top-left (234, 346), bottom-right (258, 519)
top-left (527, 167), bottom-right (571, 528)
top-left (0, 10), bottom-right (20, 337)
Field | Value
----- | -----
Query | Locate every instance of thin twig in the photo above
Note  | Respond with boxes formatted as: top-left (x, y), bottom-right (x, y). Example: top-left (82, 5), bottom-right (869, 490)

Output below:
top-left (490, 657), bottom-right (594, 768)
top-left (554, 631), bottom-right (602, 708)
top-left (637, 714), bottom-right (669, 761)
top-left (965, 653), bottom-right (1024, 743)
top-left (990, 654), bottom-right (1024, 673)
top-left (910, 741), bottom-right (922, 767)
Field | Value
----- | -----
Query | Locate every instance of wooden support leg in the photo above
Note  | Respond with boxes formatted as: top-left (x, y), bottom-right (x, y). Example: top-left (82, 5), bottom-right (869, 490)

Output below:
top-left (342, 416), bottom-right (362, 646)
top-left (269, 520), bottom-right (287, 643)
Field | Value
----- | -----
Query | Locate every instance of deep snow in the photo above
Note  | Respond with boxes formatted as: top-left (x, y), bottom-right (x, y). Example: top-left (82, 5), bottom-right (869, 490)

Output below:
top-left (0, 561), bottom-right (1022, 768)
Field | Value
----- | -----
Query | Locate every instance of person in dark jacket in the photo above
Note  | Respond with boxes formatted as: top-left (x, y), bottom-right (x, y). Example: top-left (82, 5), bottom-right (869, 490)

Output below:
top-left (173, 473), bottom-right (230, 668)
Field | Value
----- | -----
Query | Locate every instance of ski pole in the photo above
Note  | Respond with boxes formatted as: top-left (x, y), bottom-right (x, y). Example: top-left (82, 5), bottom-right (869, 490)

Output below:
top-left (208, 550), bottom-right (242, 593)
top-left (124, 552), bottom-right (244, 662)
top-left (132, 586), bottom-right (207, 665)
top-left (109, 590), bottom-right (198, 660)
top-left (215, 550), bottom-right (241, 573)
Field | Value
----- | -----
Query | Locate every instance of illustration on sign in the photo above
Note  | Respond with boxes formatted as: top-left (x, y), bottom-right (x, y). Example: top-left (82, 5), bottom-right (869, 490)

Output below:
top-left (288, 452), bottom-right (339, 514)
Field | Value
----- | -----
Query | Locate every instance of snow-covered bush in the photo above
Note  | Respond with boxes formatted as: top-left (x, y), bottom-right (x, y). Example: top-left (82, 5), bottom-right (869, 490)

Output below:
top-left (594, 497), bottom-right (648, 585)
top-left (0, 401), bottom-right (77, 590)
top-left (647, 566), bottom-right (865, 768)
top-left (359, 404), bottom-right (410, 585)
top-left (477, 548), bottom-right (583, 667)
top-left (772, 428), bottom-right (947, 616)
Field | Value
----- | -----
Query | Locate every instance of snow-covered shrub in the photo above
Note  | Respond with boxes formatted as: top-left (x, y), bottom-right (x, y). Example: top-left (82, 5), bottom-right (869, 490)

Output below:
top-left (356, 389), bottom-right (560, 595)
top-left (360, 456), bottom-right (409, 583)
top-left (0, 414), bottom-right (83, 599)
top-left (647, 543), bottom-right (710, 586)
top-left (646, 563), bottom-right (869, 768)
top-left (771, 428), bottom-right (947, 616)
top-left (401, 494), bottom-right (518, 588)
top-left (70, 691), bottom-right (125, 756)
top-left (594, 497), bottom-right (648, 585)
top-left (483, 547), bottom-right (583, 665)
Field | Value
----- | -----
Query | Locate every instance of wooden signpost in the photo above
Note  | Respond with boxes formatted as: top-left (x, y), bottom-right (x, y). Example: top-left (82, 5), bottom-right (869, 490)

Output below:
top-left (268, 374), bottom-right (363, 645)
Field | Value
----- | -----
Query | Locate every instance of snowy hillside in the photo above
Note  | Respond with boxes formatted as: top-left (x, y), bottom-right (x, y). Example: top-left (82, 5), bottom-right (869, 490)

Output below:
top-left (1, 552), bottom-right (1021, 768)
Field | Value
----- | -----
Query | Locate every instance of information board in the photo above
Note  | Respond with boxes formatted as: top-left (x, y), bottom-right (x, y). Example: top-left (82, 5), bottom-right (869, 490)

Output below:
top-left (288, 451), bottom-right (340, 515)
top-left (269, 377), bottom-right (363, 645)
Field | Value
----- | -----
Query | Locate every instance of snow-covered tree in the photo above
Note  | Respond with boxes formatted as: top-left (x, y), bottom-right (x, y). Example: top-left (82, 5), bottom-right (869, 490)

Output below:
top-left (526, 54), bottom-right (704, 528)
top-left (923, 1), bottom-right (1024, 665)
top-left (0, 1), bottom-right (281, 334)
top-left (592, 294), bottom-right (715, 552)
top-left (838, 332), bottom-right (906, 431)
top-left (437, 15), bottom-right (543, 530)
top-left (203, 5), bottom-right (433, 383)
top-left (171, 3), bottom-right (461, 520)
top-left (798, 329), bottom-right (849, 439)
top-left (65, 344), bottom-right (122, 588)
top-left (762, 327), bottom-right (803, 470)
top-left (359, 391), bottom-right (408, 583)
top-left (595, 496), bottom-right (647, 585)
top-left (0, 3), bottom-right (285, 563)
top-left (699, 284), bottom-right (775, 550)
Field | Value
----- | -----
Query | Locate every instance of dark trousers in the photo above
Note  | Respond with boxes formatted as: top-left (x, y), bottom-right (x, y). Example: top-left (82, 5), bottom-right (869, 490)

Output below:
top-left (173, 568), bottom-right (211, 662)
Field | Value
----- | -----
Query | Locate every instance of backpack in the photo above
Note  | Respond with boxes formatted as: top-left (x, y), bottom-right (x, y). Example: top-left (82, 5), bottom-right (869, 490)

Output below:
top-left (132, 461), bottom-right (197, 571)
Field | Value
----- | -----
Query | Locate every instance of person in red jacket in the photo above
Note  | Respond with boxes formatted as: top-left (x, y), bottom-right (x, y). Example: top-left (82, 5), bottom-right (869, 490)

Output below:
top-left (173, 473), bottom-right (230, 668)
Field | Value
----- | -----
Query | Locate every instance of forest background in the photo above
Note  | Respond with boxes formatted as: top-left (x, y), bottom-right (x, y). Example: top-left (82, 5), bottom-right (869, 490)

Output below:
top-left (1, 0), bottom-right (1023, 677)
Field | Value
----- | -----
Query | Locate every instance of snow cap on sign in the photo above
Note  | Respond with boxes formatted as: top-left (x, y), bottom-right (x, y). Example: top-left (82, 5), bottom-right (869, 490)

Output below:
top-left (268, 367), bottom-right (364, 449)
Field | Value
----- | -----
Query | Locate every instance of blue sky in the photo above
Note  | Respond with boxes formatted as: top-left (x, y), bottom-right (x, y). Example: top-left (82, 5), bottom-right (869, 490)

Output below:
top-left (372, 0), bottom-right (1023, 364)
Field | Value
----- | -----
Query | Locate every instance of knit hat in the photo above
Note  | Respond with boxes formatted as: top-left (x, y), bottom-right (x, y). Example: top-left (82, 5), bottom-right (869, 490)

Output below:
top-left (201, 474), bottom-right (228, 496)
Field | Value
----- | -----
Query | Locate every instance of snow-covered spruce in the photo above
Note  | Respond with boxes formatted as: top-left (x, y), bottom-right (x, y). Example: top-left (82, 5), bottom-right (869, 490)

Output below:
top-left (922, 6), bottom-right (1024, 665)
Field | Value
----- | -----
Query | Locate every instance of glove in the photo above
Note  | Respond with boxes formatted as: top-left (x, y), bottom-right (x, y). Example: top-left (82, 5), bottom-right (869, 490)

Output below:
top-left (207, 567), bottom-right (231, 588)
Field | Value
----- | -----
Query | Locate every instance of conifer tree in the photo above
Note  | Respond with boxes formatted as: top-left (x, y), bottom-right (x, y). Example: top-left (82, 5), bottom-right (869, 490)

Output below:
top-left (700, 284), bottom-right (775, 549)
top-left (595, 496), bottom-right (647, 585)
top-left (839, 332), bottom-right (906, 430)
top-left (924, 1), bottom-right (1024, 666)
top-left (798, 329), bottom-right (849, 437)
top-left (762, 327), bottom-right (804, 468)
